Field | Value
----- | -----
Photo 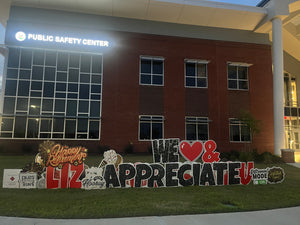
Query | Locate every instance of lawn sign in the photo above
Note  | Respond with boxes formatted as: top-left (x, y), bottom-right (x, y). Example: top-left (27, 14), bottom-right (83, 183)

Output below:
top-left (2, 139), bottom-right (285, 189)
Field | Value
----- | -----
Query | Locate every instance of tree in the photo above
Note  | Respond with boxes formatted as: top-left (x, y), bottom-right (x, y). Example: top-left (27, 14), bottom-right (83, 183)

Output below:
top-left (238, 110), bottom-right (262, 152)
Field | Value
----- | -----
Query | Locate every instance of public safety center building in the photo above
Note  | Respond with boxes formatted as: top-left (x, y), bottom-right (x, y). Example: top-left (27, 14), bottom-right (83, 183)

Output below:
top-left (0, 0), bottom-right (300, 160)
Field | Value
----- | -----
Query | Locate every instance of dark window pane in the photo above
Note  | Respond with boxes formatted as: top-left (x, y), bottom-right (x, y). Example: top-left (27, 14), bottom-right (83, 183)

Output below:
top-left (33, 50), bottom-right (45, 65)
top-left (20, 49), bottom-right (32, 69)
top-left (81, 55), bottom-right (91, 73)
top-left (55, 93), bottom-right (66, 98)
top-left (57, 52), bottom-right (68, 71)
top-left (92, 55), bottom-right (102, 73)
top-left (31, 81), bottom-right (42, 90)
top-left (19, 70), bottom-right (30, 79)
top-left (141, 74), bottom-right (151, 84)
top-left (42, 99), bottom-right (53, 112)
top-left (198, 124), bottom-right (208, 140)
top-left (239, 81), bottom-right (248, 90)
top-left (18, 81), bottom-right (30, 96)
top-left (53, 118), bottom-right (64, 132)
top-left (79, 84), bottom-right (90, 99)
top-left (69, 69), bottom-right (79, 82)
top-left (0, 133), bottom-right (12, 138)
top-left (54, 100), bottom-right (65, 112)
top-left (68, 83), bottom-right (78, 92)
top-left (32, 66), bottom-right (43, 80)
top-left (197, 78), bottom-right (207, 87)
top-left (91, 85), bottom-right (101, 94)
top-left (1, 118), bottom-right (14, 131)
top-left (228, 65), bottom-right (237, 79)
top-left (141, 59), bottom-right (151, 73)
top-left (5, 80), bottom-right (17, 96)
top-left (139, 122), bottom-right (150, 140)
top-left (65, 120), bottom-right (76, 138)
top-left (230, 125), bottom-right (240, 141)
top-left (77, 134), bottom-right (87, 139)
top-left (79, 101), bottom-right (89, 113)
top-left (186, 77), bottom-right (195, 87)
top-left (186, 63), bottom-right (195, 76)
top-left (27, 119), bottom-right (39, 138)
top-left (91, 95), bottom-right (101, 100)
top-left (29, 98), bottom-right (41, 115)
top-left (197, 64), bottom-right (207, 78)
top-left (44, 67), bottom-right (55, 81)
top-left (78, 118), bottom-right (88, 132)
top-left (30, 91), bottom-right (41, 97)
top-left (186, 124), bottom-right (197, 140)
top-left (68, 93), bottom-right (78, 99)
top-left (53, 133), bottom-right (63, 138)
top-left (152, 75), bottom-right (163, 85)
top-left (56, 72), bottom-right (67, 81)
top-left (241, 125), bottom-right (251, 142)
top-left (8, 48), bottom-right (20, 68)
top-left (228, 80), bottom-right (237, 89)
top-left (89, 121), bottom-right (99, 139)
top-left (152, 122), bottom-right (163, 139)
top-left (153, 60), bottom-right (163, 74)
top-left (40, 119), bottom-right (52, 132)
top-left (80, 73), bottom-right (90, 83)
top-left (90, 101), bottom-right (100, 117)
top-left (16, 98), bottom-right (28, 111)
top-left (14, 117), bottom-right (26, 138)
top-left (40, 133), bottom-right (51, 138)
top-left (66, 100), bottom-right (77, 117)
top-left (43, 82), bottom-right (54, 97)
top-left (91, 75), bottom-right (101, 84)
top-left (3, 97), bottom-right (15, 114)
top-left (7, 69), bottom-right (18, 79)
top-left (238, 67), bottom-right (248, 79)
top-left (45, 51), bottom-right (56, 66)
top-left (56, 83), bottom-right (66, 91)
top-left (69, 54), bottom-right (80, 68)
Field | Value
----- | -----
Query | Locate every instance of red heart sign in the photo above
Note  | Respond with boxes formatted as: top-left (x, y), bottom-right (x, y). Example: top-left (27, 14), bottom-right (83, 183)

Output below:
top-left (179, 141), bottom-right (203, 162)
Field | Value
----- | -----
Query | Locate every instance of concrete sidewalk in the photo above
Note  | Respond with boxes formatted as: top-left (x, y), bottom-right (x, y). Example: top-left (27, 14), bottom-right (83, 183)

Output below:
top-left (1, 206), bottom-right (300, 225)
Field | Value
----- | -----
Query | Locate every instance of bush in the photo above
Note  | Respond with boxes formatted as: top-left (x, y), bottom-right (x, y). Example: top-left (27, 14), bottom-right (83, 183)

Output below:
top-left (22, 144), bottom-right (34, 155)
top-left (220, 150), bottom-right (283, 163)
top-left (98, 145), bottom-right (110, 155)
top-left (123, 142), bottom-right (134, 154)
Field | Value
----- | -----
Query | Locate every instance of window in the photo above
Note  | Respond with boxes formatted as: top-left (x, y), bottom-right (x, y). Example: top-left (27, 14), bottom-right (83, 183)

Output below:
top-left (1, 47), bottom-right (102, 140)
top-left (229, 119), bottom-right (251, 142)
top-left (227, 63), bottom-right (251, 90)
top-left (139, 116), bottom-right (164, 140)
top-left (140, 57), bottom-right (164, 86)
top-left (185, 60), bottom-right (208, 88)
top-left (185, 117), bottom-right (209, 140)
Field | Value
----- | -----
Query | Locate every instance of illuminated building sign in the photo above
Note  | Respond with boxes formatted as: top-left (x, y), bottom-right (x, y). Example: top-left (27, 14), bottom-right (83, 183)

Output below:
top-left (15, 31), bottom-right (109, 47)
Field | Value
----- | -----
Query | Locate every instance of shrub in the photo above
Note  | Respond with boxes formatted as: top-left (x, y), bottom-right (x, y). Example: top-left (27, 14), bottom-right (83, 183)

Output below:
top-left (98, 145), bottom-right (110, 155)
top-left (123, 142), bottom-right (134, 154)
top-left (220, 150), bottom-right (283, 163)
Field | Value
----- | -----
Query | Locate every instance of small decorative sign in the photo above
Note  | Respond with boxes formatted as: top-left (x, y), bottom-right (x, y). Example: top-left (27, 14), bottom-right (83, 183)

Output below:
top-left (19, 172), bottom-right (37, 189)
top-left (2, 169), bottom-right (21, 188)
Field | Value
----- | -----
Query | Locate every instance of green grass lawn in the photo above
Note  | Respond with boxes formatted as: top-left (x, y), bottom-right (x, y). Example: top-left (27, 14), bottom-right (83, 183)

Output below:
top-left (0, 154), bottom-right (300, 219)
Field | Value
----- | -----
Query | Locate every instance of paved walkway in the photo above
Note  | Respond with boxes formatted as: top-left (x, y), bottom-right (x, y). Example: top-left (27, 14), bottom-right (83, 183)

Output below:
top-left (1, 206), bottom-right (300, 225)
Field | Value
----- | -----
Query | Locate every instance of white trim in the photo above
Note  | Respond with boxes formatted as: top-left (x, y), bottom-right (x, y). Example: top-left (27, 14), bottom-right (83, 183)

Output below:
top-left (185, 116), bottom-right (209, 141)
top-left (184, 60), bottom-right (208, 89)
top-left (229, 118), bottom-right (252, 143)
top-left (227, 62), bottom-right (253, 67)
top-left (184, 59), bottom-right (210, 64)
top-left (139, 56), bottom-right (164, 86)
top-left (138, 115), bottom-right (164, 141)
